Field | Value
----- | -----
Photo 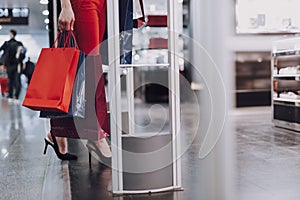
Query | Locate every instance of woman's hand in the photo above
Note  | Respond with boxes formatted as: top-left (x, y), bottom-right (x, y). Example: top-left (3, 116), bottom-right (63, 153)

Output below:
top-left (58, 6), bottom-right (75, 31)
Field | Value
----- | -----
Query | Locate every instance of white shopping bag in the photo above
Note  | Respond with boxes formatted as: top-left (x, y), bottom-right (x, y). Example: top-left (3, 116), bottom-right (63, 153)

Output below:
top-left (133, 0), bottom-right (143, 20)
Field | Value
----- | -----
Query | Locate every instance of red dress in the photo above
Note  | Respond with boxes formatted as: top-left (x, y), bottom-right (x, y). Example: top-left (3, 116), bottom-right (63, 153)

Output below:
top-left (50, 0), bottom-right (109, 140)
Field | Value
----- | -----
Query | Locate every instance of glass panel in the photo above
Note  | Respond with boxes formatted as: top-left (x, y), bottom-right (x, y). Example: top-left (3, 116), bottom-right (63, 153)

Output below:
top-left (130, 0), bottom-right (170, 136)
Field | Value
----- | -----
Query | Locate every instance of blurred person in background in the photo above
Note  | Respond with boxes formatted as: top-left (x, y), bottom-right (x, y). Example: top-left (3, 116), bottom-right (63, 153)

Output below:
top-left (0, 30), bottom-right (25, 102)
top-left (22, 57), bottom-right (35, 84)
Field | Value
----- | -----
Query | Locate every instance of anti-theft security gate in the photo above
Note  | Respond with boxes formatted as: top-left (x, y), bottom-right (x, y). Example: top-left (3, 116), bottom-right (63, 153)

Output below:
top-left (107, 0), bottom-right (182, 194)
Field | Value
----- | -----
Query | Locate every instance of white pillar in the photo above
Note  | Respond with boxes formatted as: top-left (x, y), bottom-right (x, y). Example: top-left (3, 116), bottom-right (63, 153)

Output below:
top-left (107, 0), bottom-right (123, 193)
top-left (190, 0), bottom-right (236, 199)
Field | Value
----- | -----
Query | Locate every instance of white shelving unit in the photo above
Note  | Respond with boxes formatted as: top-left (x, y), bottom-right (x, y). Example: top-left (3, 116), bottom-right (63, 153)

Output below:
top-left (272, 37), bottom-right (300, 132)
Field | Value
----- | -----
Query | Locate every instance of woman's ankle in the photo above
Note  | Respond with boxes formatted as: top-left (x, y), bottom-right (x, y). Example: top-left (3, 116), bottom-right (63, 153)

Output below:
top-left (47, 133), bottom-right (68, 154)
top-left (97, 138), bottom-right (112, 158)
top-left (46, 132), bottom-right (53, 143)
top-left (56, 137), bottom-right (67, 154)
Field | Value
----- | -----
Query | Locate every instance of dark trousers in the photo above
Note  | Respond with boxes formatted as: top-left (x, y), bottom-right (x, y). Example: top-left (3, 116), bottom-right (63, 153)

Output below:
top-left (7, 65), bottom-right (20, 99)
top-left (27, 74), bottom-right (32, 84)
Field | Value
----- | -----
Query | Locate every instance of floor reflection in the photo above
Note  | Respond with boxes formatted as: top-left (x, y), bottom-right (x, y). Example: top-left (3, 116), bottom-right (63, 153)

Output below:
top-left (0, 97), bottom-right (48, 199)
top-left (235, 107), bottom-right (300, 200)
top-left (0, 95), bottom-right (206, 199)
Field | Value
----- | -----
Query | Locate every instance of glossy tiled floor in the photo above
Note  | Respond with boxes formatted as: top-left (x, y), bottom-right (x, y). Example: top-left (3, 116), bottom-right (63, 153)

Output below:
top-left (2, 92), bottom-right (300, 199)
top-left (0, 90), bottom-right (202, 200)
top-left (233, 107), bottom-right (300, 200)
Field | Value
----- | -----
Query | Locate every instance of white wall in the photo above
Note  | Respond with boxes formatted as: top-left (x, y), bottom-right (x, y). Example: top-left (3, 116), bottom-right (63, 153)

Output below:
top-left (227, 35), bottom-right (285, 52)
top-left (189, 0), bottom-right (298, 199)
top-left (189, 0), bottom-right (236, 199)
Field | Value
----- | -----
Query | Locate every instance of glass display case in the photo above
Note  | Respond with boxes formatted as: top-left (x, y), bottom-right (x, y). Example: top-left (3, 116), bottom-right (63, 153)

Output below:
top-left (132, 0), bottom-right (184, 102)
top-left (235, 51), bottom-right (271, 107)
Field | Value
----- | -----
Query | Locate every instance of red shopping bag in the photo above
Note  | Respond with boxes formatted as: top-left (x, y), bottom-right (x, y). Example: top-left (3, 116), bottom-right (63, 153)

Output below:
top-left (0, 77), bottom-right (8, 97)
top-left (22, 33), bottom-right (80, 113)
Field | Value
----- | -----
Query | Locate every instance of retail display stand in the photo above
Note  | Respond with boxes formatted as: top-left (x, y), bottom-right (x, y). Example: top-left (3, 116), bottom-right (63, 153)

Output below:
top-left (272, 37), bottom-right (300, 131)
top-left (107, 0), bottom-right (182, 195)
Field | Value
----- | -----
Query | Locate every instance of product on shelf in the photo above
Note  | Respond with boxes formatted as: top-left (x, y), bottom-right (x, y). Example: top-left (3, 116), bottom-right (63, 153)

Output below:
top-left (278, 66), bottom-right (300, 74)
top-left (279, 91), bottom-right (300, 99)
top-left (148, 38), bottom-right (168, 49)
top-left (273, 80), bottom-right (278, 91)
top-left (147, 15), bottom-right (168, 27)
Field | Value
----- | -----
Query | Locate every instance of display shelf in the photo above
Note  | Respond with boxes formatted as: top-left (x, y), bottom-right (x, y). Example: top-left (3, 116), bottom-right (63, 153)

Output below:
top-left (272, 37), bottom-right (300, 132)
top-left (272, 50), bottom-right (300, 57)
top-left (236, 89), bottom-right (271, 93)
top-left (273, 97), bottom-right (300, 103)
top-left (235, 51), bottom-right (271, 107)
top-left (274, 74), bottom-right (300, 78)
top-left (147, 15), bottom-right (168, 27)
top-left (237, 74), bottom-right (270, 79)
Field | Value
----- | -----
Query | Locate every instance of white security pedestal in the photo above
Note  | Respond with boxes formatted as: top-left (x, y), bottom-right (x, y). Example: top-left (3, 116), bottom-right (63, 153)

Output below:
top-left (107, 0), bottom-right (182, 194)
top-left (122, 134), bottom-right (173, 191)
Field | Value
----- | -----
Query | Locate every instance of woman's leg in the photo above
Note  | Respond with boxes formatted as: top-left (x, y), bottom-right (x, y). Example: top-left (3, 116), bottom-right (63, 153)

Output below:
top-left (73, 0), bottom-right (111, 157)
top-left (73, 0), bottom-right (109, 136)
top-left (45, 119), bottom-right (68, 154)
top-left (48, 0), bottom-right (103, 154)
top-left (94, 1), bottom-right (111, 157)
top-left (46, 133), bottom-right (67, 154)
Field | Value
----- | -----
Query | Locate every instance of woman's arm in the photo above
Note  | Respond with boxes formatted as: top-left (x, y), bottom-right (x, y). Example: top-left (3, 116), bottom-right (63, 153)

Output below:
top-left (58, 0), bottom-right (75, 31)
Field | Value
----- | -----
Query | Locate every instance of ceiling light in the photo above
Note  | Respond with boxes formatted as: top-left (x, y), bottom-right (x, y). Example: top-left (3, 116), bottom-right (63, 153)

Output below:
top-left (0, 25), bottom-right (2, 30)
top-left (40, 0), bottom-right (49, 5)
top-left (42, 10), bottom-right (49, 16)
top-left (44, 18), bottom-right (49, 24)
top-left (46, 25), bottom-right (49, 30)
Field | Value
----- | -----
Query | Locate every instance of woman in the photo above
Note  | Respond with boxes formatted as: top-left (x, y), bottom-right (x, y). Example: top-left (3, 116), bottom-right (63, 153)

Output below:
top-left (43, 0), bottom-right (111, 163)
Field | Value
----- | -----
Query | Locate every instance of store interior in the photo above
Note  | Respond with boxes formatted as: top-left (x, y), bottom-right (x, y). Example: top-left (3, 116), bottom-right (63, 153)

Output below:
top-left (1, 0), bottom-right (300, 199)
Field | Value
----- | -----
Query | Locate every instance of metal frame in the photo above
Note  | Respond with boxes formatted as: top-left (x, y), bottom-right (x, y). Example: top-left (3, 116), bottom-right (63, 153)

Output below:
top-left (107, 0), bottom-right (182, 194)
top-left (271, 50), bottom-right (275, 126)
top-left (168, 0), bottom-right (182, 189)
top-left (107, 0), bottom-right (123, 192)
top-left (126, 67), bottom-right (135, 135)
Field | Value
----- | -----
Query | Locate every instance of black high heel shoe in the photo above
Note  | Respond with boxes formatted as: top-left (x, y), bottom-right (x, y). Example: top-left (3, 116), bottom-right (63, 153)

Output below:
top-left (43, 136), bottom-right (77, 161)
top-left (86, 141), bottom-right (111, 166)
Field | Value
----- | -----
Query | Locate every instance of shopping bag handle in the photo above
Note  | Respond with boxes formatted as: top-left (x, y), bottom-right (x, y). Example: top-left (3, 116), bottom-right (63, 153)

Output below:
top-left (63, 31), bottom-right (79, 48)
top-left (52, 31), bottom-right (79, 49)
top-left (70, 32), bottom-right (79, 48)
top-left (52, 32), bottom-right (62, 48)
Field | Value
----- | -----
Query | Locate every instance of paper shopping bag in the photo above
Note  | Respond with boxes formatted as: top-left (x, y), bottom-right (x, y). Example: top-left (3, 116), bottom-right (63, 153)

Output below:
top-left (39, 50), bottom-right (85, 118)
top-left (22, 37), bottom-right (80, 113)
